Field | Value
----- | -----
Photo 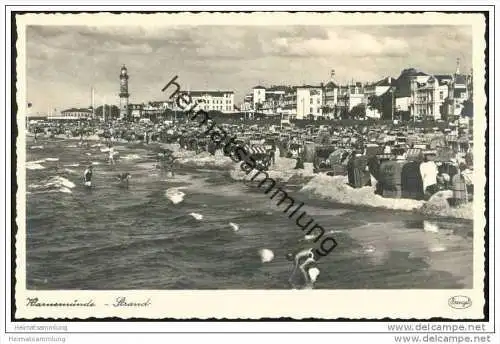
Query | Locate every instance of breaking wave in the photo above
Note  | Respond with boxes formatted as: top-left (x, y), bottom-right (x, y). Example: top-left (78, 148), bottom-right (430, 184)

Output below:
top-left (300, 174), bottom-right (473, 220)
top-left (229, 157), bottom-right (315, 182)
top-left (176, 150), bottom-right (235, 170)
top-left (165, 188), bottom-right (186, 204)
top-left (28, 176), bottom-right (76, 194)
top-left (26, 162), bottom-right (45, 170)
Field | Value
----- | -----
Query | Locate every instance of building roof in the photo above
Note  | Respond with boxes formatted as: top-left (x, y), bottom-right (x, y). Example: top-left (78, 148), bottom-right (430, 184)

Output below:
top-left (414, 71), bottom-right (429, 76)
top-left (370, 76), bottom-right (397, 87)
top-left (265, 93), bottom-right (283, 101)
top-left (324, 81), bottom-right (338, 89)
top-left (394, 68), bottom-right (430, 98)
top-left (267, 85), bottom-right (291, 92)
top-left (61, 108), bottom-right (93, 113)
top-left (149, 101), bottom-right (166, 106)
top-left (253, 85), bottom-right (266, 89)
top-left (296, 84), bottom-right (322, 89)
top-left (434, 74), bottom-right (453, 85)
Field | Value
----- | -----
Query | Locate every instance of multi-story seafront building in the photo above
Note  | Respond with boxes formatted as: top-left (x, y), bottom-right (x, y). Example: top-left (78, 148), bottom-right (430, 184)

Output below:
top-left (446, 64), bottom-right (470, 117)
top-left (238, 60), bottom-right (473, 122)
top-left (252, 86), bottom-right (266, 110)
top-left (364, 77), bottom-right (398, 119)
top-left (184, 91), bottom-right (235, 113)
top-left (282, 88), bottom-right (297, 118)
top-left (409, 74), bottom-right (450, 120)
top-left (247, 84), bottom-right (324, 119)
top-left (249, 85), bottom-right (289, 115)
top-left (323, 81), bottom-right (339, 119)
top-left (337, 82), bottom-right (365, 117)
top-left (51, 108), bottom-right (93, 120)
top-left (128, 103), bottom-right (144, 119)
top-left (241, 94), bottom-right (254, 112)
top-left (387, 59), bottom-right (471, 121)
top-left (296, 86), bottom-right (323, 120)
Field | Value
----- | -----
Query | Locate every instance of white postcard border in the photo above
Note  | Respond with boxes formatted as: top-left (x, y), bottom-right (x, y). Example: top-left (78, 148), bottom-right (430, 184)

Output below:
top-left (11, 10), bottom-right (489, 321)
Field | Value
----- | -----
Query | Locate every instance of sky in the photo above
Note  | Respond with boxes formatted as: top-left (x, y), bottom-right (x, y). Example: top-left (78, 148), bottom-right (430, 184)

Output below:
top-left (25, 25), bottom-right (472, 114)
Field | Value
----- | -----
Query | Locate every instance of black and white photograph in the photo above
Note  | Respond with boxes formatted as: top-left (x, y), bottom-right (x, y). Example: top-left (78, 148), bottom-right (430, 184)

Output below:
top-left (11, 10), bottom-right (488, 321)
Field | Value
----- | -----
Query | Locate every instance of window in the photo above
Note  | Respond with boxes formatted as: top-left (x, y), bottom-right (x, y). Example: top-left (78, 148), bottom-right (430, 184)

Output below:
top-left (310, 98), bottom-right (313, 104)
top-left (310, 107), bottom-right (313, 113)
top-left (317, 99), bottom-right (320, 104)
top-left (439, 91), bottom-right (444, 100)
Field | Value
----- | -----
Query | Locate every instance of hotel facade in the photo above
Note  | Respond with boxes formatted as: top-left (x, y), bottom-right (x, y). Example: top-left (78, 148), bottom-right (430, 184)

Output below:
top-left (176, 91), bottom-right (235, 113)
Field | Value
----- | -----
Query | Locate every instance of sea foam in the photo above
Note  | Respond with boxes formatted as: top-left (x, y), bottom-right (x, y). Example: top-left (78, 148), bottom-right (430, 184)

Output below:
top-left (308, 267), bottom-right (320, 283)
top-left (165, 188), bottom-right (185, 204)
top-left (26, 162), bottom-right (45, 170)
top-left (189, 212), bottom-right (203, 220)
top-left (259, 249), bottom-right (274, 263)
top-left (300, 174), bottom-right (473, 220)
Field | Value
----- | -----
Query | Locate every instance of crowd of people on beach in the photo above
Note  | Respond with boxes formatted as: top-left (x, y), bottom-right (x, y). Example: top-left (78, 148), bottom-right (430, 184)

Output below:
top-left (27, 117), bottom-right (474, 207)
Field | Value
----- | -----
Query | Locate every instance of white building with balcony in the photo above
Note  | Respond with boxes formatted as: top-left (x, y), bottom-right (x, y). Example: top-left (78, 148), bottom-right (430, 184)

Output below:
top-left (252, 86), bottom-right (266, 111)
top-left (409, 75), bottom-right (449, 120)
top-left (296, 86), bottom-right (323, 120)
top-left (323, 81), bottom-right (339, 119)
top-left (177, 90), bottom-right (235, 113)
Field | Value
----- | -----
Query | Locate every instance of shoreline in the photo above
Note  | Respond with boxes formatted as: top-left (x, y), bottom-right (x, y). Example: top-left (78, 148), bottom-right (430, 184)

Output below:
top-left (26, 136), bottom-right (474, 221)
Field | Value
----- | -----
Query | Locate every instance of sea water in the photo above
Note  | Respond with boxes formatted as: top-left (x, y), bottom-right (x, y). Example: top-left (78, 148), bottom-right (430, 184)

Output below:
top-left (25, 138), bottom-right (473, 290)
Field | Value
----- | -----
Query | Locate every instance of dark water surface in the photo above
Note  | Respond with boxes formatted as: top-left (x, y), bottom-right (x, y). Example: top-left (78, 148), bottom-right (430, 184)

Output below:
top-left (25, 138), bottom-right (473, 289)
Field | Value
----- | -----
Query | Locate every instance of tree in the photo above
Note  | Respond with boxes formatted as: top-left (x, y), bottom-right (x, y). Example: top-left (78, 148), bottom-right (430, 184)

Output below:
top-left (460, 99), bottom-right (473, 118)
top-left (95, 105), bottom-right (120, 120)
top-left (367, 95), bottom-right (383, 114)
top-left (367, 90), bottom-right (394, 120)
top-left (321, 105), bottom-right (334, 117)
top-left (340, 107), bottom-right (350, 120)
top-left (255, 102), bottom-right (263, 113)
top-left (397, 110), bottom-right (411, 122)
top-left (439, 98), bottom-right (453, 122)
top-left (350, 104), bottom-right (366, 120)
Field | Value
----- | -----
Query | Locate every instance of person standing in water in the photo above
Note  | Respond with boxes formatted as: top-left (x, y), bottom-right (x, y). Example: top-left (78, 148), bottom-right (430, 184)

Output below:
top-left (165, 153), bottom-right (178, 177)
top-left (83, 165), bottom-right (93, 187)
top-left (108, 144), bottom-right (116, 165)
top-left (160, 149), bottom-right (177, 177)
top-left (287, 248), bottom-right (319, 289)
top-left (116, 172), bottom-right (131, 188)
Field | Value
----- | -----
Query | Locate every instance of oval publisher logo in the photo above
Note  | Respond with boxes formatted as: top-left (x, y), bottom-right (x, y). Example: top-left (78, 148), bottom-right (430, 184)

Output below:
top-left (448, 296), bottom-right (472, 309)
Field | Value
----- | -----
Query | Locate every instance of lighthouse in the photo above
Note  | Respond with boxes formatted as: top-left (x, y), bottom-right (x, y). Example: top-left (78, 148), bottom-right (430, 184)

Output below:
top-left (119, 65), bottom-right (130, 119)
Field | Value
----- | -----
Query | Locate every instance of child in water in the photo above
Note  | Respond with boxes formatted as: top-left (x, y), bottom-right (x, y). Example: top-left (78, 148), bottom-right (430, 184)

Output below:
top-left (287, 248), bottom-right (319, 289)
top-left (116, 172), bottom-right (131, 188)
top-left (108, 144), bottom-right (116, 165)
top-left (83, 165), bottom-right (93, 187)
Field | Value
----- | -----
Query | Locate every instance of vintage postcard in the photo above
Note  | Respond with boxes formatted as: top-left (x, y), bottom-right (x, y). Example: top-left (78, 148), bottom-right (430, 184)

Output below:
top-left (13, 11), bottom-right (488, 320)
